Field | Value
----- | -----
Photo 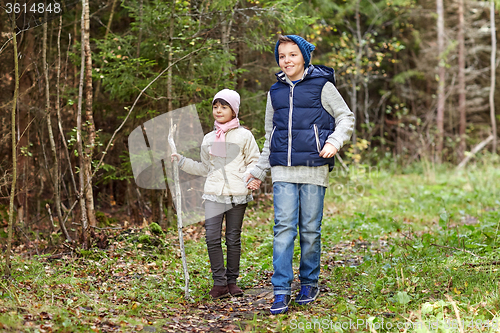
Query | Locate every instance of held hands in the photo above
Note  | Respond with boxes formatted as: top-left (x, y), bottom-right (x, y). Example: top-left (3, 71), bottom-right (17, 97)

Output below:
top-left (242, 144), bottom-right (336, 191)
top-left (243, 144), bottom-right (337, 191)
top-left (245, 174), bottom-right (262, 190)
top-left (319, 143), bottom-right (338, 159)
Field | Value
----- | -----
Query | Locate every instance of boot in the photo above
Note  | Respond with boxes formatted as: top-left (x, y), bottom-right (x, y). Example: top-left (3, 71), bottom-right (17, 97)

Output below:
top-left (228, 283), bottom-right (244, 297)
top-left (209, 285), bottom-right (230, 299)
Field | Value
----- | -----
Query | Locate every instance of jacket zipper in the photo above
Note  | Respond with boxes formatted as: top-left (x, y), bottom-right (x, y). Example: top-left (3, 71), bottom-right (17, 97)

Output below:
top-left (269, 126), bottom-right (276, 150)
top-left (282, 72), bottom-right (306, 167)
top-left (217, 127), bottom-right (238, 196)
top-left (288, 86), bottom-right (294, 166)
top-left (313, 124), bottom-right (321, 153)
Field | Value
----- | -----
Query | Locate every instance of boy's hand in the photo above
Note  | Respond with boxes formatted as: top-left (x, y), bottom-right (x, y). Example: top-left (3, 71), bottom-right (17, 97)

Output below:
top-left (247, 179), bottom-right (262, 190)
top-left (319, 143), bottom-right (338, 158)
top-left (171, 153), bottom-right (182, 162)
top-left (245, 174), bottom-right (262, 190)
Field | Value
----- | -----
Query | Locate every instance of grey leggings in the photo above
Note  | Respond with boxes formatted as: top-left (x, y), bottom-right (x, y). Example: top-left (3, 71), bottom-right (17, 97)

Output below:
top-left (204, 201), bottom-right (248, 286)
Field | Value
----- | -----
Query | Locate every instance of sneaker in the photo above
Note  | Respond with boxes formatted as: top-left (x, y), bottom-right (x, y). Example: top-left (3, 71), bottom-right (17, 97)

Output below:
top-left (228, 283), bottom-right (244, 297)
top-left (270, 294), bottom-right (291, 315)
top-left (295, 285), bottom-right (320, 305)
top-left (209, 285), bottom-right (230, 299)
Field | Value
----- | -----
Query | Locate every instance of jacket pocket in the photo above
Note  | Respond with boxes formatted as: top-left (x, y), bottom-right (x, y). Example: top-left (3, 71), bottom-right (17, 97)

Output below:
top-left (313, 124), bottom-right (321, 153)
top-left (229, 172), bottom-right (249, 195)
top-left (269, 126), bottom-right (276, 150)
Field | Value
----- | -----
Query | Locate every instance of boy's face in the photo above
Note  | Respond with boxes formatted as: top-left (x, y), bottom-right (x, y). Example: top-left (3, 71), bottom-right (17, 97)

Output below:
top-left (278, 42), bottom-right (305, 81)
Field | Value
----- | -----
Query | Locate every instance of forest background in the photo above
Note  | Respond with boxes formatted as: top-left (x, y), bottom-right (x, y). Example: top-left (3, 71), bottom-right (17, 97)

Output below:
top-left (0, 0), bottom-right (500, 331)
top-left (1, 0), bottom-right (498, 246)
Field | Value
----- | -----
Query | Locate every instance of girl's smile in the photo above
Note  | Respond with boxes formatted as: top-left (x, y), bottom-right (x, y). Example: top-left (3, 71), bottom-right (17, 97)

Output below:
top-left (212, 102), bottom-right (235, 124)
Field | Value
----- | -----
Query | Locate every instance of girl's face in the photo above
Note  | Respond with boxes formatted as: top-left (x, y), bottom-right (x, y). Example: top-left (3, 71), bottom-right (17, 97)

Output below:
top-left (212, 102), bottom-right (235, 124)
top-left (278, 42), bottom-right (305, 81)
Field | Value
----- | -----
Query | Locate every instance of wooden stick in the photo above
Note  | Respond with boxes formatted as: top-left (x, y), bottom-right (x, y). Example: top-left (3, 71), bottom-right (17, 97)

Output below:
top-left (70, 223), bottom-right (121, 230)
top-left (466, 261), bottom-right (500, 267)
top-left (168, 118), bottom-right (190, 299)
top-left (457, 135), bottom-right (494, 169)
top-left (430, 243), bottom-right (486, 259)
top-left (45, 204), bottom-right (56, 228)
top-left (335, 154), bottom-right (349, 173)
top-left (446, 295), bottom-right (465, 333)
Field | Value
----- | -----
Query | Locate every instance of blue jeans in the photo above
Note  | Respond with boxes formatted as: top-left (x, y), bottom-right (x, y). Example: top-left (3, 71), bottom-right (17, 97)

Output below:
top-left (271, 182), bottom-right (326, 295)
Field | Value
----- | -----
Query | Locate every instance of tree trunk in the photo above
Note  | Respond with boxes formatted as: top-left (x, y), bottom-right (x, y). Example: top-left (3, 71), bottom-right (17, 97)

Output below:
top-left (490, 0), bottom-right (497, 153)
top-left (15, 27), bottom-right (35, 228)
top-left (127, 182), bottom-right (141, 224)
top-left (94, 0), bottom-right (118, 101)
top-left (73, 8), bottom-right (79, 91)
top-left (351, 0), bottom-right (363, 146)
top-left (137, 0), bottom-right (158, 225)
top-left (77, 1), bottom-right (89, 248)
top-left (457, 0), bottom-right (466, 161)
top-left (6, 13), bottom-right (20, 277)
top-left (165, 3), bottom-right (175, 228)
top-left (436, 0), bottom-right (446, 162)
top-left (44, 16), bottom-right (71, 242)
top-left (58, 24), bottom-right (79, 201)
top-left (57, 14), bottom-right (73, 241)
top-left (83, 0), bottom-right (97, 228)
top-left (220, 2), bottom-right (235, 76)
top-left (136, 0), bottom-right (143, 59)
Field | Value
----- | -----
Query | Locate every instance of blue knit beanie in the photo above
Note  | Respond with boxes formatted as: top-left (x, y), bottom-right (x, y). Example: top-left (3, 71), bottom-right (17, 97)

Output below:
top-left (274, 35), bottom-right (316, 67)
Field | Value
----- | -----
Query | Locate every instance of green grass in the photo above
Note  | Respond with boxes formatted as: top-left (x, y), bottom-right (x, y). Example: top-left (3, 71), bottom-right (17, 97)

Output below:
top-left (1, 156), bottom-right (500, 332)
top-left (274, 156), bottom-right (500, 332)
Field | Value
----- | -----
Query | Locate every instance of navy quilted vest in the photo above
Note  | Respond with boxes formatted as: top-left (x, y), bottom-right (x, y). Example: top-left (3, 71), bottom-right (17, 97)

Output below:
top-left (269, 65), bottom-right (336, 171)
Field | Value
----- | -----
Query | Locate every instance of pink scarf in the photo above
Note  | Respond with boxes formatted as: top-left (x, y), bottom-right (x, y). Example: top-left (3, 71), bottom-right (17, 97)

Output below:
top-left (210, 118), bottom-right (240, 157)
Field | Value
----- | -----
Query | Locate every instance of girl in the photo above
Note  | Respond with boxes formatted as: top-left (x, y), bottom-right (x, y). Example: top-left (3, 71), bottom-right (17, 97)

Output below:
top-left (172, 89), bottom-right (260, 299)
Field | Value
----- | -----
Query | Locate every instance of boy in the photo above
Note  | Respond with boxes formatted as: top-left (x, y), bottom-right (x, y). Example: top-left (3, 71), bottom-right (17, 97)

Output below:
top-left (247, 35), bottom-right (355, 314)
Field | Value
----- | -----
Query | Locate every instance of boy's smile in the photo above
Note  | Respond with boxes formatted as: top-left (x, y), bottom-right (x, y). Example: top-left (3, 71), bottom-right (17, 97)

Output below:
top-left (278, 42), bottom-right (305, 82)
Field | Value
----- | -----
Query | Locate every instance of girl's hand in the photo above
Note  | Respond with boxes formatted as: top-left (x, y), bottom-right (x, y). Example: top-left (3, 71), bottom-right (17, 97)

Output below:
top-left (319, 143), bottom-right (338, 159)
top-left (171, 153), bottom-right (182, 162)
top-left (247, 179), bottom-right (262, 190)
top-left (245, 174), bottom-right (262, 190)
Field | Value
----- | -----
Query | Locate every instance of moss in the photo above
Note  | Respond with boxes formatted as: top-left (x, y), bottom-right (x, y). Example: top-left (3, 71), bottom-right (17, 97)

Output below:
top-left (95, 211), bottom-right (118, 227)
top-left (138, 234), bottom-right (151, 245)
top-left (149, 222), bottom-right (164, 236)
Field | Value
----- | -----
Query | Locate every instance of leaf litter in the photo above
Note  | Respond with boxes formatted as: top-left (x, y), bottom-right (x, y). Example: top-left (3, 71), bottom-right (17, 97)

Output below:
top-left (0, 218), bottom-right (397, 333)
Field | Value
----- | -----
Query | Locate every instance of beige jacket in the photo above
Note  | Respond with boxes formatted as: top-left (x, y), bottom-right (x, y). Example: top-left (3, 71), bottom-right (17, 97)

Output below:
top-left (180, 127), bottom-right (260, 196)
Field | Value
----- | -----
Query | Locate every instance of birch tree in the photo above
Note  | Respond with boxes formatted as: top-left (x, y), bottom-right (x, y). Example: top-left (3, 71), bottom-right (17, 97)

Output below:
top-left (457, 0), bottom-right (466, 161)
top-left (436, 0), bottom-right (446, 162)
top-left (77, 1), bottom-right (90, 248)
top-left (490, 0), bottom-right (497, 153)
top-left (82, 0), bottom-right (97, 229)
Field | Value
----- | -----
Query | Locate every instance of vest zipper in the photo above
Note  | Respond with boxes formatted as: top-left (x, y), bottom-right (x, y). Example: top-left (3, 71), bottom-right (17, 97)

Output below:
top-left (288, 86), bottom-right (294, 166)
top-left (313, 124), bottom-right (321, 153)
top-left (269, 126), bottom-right (276, 150)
